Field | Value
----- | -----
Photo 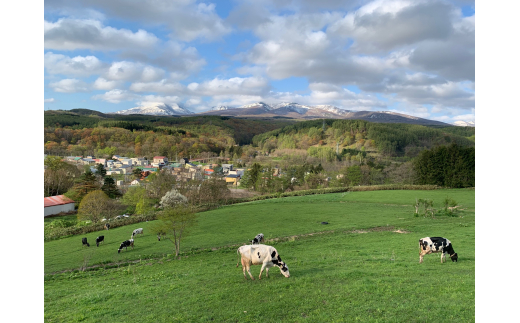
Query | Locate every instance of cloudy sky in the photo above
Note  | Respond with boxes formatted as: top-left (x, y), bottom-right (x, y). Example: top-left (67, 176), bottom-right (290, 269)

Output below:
top-left (43, 0), bottom-right (475, 123)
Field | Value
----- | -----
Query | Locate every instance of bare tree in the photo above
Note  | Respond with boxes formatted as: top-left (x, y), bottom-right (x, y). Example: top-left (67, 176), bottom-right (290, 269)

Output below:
top-left (151, 205), bottom-right (197, 258)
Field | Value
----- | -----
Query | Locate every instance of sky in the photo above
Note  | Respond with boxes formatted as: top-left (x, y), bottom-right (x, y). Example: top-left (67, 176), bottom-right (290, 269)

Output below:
top-left (44, 0), bottom-right (475, 123)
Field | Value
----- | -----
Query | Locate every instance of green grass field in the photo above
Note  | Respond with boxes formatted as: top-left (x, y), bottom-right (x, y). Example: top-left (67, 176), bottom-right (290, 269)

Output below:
top-left (44, 189), bottom-right (475, 322)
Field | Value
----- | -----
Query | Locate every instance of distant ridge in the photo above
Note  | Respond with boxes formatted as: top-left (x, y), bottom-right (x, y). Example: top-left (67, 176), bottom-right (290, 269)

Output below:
top-left (201, 102), bottom-right (450, 126)
top-left (115, 103), bottom-right (193, 115)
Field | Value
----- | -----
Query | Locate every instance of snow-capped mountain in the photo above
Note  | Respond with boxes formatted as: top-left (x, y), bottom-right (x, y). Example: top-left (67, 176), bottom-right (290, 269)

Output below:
top-left (199, 102), bottom-right (450, 126)
top-left (115, 103), bottom-right (193, 115)
top-left (453, 121), bottom-right (475, 127)
top-left (210, 105), bottom-right (231, 111)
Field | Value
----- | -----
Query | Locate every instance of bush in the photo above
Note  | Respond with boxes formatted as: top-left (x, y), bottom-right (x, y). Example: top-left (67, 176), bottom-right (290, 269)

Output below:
top-left (46, 219), bottom-right (76, 229)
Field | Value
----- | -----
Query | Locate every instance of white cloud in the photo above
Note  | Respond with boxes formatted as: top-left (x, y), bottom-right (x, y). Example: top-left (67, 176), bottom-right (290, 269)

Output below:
top-left (92, 77), bottom-right (120, 90)
top-left (44, 98), bottom-right (55, 103)
top-left (129, 80), bottom-right (185, 93)
top-left (44, 52), bottom-right (106, 76)
top-left (188, 77), bottom-right (270, 96)
top-left (44, 18), bottom-right (158, 51)
top-left (105, 61), bottom-right (165, 82)
top-left (49, 79), bottom-right (90, 93)
top-left (92, 89), bottom-right (138, 103)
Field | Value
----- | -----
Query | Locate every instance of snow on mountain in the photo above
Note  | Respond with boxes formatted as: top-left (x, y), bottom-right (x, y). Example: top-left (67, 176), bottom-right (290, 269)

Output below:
top-left (453, 121), bottom-right (475, 127)
top-left (238, 102), bottom-right (273, 110)
top-left (211, 105), bottom-right (230, 111)
top-left (115, 103), bottom-right (192, 115)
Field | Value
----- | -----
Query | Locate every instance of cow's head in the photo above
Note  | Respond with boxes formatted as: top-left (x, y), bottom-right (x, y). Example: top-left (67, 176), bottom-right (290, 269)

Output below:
top-left (279, 262), bottom-right (290, 278)
top-left (450, 253), bottom-right (458, 262)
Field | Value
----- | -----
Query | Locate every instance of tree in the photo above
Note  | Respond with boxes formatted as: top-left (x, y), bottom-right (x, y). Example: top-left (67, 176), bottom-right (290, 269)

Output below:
top-left (95, 163), bottom-right (107, 178)
top-left (151, 205), bottom-right (197, 258)
top-left (147, 170), bottom-right (176, 199)
top-left (122, 186), bottom-right (153, 215)
top-left (132, 167), bottom-right (143, 180)
top-left (64, 169), bottom-right (100, 206)
top-left (102, 176), bottom-right (121, 198)
top-left (78, 190), bottom-right (123, 223)
top-left (160, 189), bottom-right (188, 208)
top-left (44, 157), bottom-right (80, 197)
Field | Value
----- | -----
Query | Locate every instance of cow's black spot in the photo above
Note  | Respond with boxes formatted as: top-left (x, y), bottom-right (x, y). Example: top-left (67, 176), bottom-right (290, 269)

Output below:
top-left (277, 255), bottom-right (282, 262)
top-left (272, 259), bottom-right (279, 265)
top-left (257, 252), bottom-right (261, 259)
top-left (271, 251), bottom-right (276, 258)
top-left (282, 266), bottom-right (288, 272)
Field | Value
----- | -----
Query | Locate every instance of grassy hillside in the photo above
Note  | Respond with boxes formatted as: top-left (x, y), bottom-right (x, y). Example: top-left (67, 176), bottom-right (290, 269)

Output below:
top-left (45, 189), bottom-right (475, 322)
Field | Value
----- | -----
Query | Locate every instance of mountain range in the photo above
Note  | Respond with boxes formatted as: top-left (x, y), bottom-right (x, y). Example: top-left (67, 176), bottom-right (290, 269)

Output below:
top-left (114, 102), bottom-right (473, 127)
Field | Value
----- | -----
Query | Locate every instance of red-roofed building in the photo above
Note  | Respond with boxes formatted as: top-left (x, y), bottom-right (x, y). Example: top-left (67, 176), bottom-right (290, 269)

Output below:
top-left (44, 195), bottom-right (75, 217)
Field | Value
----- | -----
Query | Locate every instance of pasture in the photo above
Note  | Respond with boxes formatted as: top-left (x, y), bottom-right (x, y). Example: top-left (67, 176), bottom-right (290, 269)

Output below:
top-left (44, 189), bottom-right (475, 322)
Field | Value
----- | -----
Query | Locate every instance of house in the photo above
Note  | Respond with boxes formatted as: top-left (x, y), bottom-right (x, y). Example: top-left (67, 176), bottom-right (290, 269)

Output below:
top-left (153, 156), bottom-right (168, 164)
top-left (119, 165), bottom-right (132, 174)
top-left (116, 180), bottom-right (124, 186)
top-left (179, 157), bottom-right (189, 165)
top-left (222, 164), bottom-right (233, 173)
top-left (225, 174), bottom-right (240, 185)
top-left (107, 169), bottom-right (122, 175)
top-left (44, 195), bottom-right (75, 217)
top-left (130, 179), bottom-right (142, 186)
top-left (185, 162), bottom-right (197, 169)
top-left (112, 155), bottom-right (121, 160)
top-left (120, 159), bottom-right (133, 166)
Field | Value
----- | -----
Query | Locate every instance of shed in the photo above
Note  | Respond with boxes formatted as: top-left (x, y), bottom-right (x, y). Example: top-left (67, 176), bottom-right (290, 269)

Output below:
top-left (44, 195), bottom-right (75, 217)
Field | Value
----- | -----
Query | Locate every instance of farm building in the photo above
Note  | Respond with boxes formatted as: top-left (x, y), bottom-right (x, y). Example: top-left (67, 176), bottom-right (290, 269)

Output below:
top-left (225, 174), bottom-right (240, 185)
top-left (44, 195), bottom-right (75, 217)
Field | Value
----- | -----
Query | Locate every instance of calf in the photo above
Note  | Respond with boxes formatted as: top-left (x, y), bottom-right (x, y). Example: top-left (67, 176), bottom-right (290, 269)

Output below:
top-left (81, 237), bottom-right (90, 247)
top-left (95, 235), bottom-right (104, 247)
top-left (131, 228), bottom-right (144, 239)
top-left (236, 244), bottom-right (290, 280)
top-left (419, 237), bottom-right (458, 263)
top-left (118, 239), bottom-right (134, 253)
top-left (104, 223), bottom-right (110, 230)
top-left (250, 233), bottom-right (264, 245)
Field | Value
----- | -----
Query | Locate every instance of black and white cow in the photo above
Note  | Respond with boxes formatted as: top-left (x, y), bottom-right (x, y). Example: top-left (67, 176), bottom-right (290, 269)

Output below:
top-left (118, 239), bottom-right (134, 253)
top-left (250, 233), bottom-right (264, 245)
top-left (419, 237), bottom-right (458, 263)
top-left (236, 244), bottom-right (290, 280)
top-left (95, 236), bottom-right (104, 247)
top-left (131, 228), bottom-right (144, 239)
top-left (104, 223), bottom-right (110, 230)
top-left (82, 237), bottom-right (90, 247)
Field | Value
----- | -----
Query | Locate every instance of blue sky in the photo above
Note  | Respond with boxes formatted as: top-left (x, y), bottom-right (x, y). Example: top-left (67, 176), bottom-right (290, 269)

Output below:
top-left (43, 0), bottom-right (475, 123)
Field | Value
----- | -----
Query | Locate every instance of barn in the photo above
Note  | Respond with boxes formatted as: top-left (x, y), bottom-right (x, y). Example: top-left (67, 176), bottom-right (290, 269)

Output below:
top-left (44, 195), bottom-right (75, 217)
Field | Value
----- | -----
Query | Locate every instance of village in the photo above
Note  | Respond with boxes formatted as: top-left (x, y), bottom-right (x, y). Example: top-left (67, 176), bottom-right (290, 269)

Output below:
top-left (62, 155), bottom-right (250, 188)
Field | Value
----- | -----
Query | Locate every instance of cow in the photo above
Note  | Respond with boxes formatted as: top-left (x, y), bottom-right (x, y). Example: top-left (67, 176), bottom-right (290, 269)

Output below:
top-left (81, 237), bottom-right (90, 247)
top-left (118, 239), bottom-right (134, 253)
top-left (157, 234), bottom-right (161, 241)
top-left (419, 237), bottom-right (458, 263)
top-left (104, 223), bottom-right (110, 230)
top-left (95, 236), bottom-right (104, 247)
top-left (250, 233), bottom-right (264, 245)
top-left (131, 228), bottom-right (144, 239)
top-left (236, 244), bottom-right (290, 280)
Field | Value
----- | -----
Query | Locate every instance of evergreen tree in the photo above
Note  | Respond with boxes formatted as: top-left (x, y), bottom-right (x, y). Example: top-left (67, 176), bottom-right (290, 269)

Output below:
top-left (64, 169), bottom-right (100, 206)
top-left (101, 176), bottom-right (121, 199)
top-left (95, 163), bottom-right (106, 178)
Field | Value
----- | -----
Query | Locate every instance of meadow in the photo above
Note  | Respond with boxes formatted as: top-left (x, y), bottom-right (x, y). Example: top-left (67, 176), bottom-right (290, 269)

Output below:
top-left (44, 189), bottom-right (475, 322)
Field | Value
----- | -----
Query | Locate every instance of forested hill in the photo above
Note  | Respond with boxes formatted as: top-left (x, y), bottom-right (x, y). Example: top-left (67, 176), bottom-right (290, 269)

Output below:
top-left (252, 119), bottom-right (475, 157)
top-left (44, 109), bottom-right (295, 145)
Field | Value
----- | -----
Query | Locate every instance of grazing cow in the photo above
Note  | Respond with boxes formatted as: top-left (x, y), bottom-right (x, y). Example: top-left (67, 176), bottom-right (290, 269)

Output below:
top-left (131, 228), bottom-right (144, 239)
top-left (82, 237), bottom-right (90, 247)
top-left (118, 239), bottom-right (134, 253)
top-left (95, 236), bottom-right (104, 247)
top-left (419, 237), bottom-right (458, 263)
top-left (250, 233), bottom-right (264, 245)
top-left (236, 244), bottom-right (290, 280)
top-left (157, 234), bottom-right (161, 241)
top-left (104, 223), bottom-right (110, 230)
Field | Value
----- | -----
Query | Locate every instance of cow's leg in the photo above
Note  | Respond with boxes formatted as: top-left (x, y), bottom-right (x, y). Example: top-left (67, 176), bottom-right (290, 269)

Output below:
top-left (265, 267), bottom-right (269, 278)
top-left (246, 265), bottom-right (254, 280)
top-left (259, 263), bottom-right (268, 280)
top-left (441, 253), bottom-right (446, 263)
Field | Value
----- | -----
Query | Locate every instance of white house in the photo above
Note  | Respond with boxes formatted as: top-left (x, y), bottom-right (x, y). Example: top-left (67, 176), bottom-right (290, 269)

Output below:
top-left (44, 195), bottom-right (75, 217)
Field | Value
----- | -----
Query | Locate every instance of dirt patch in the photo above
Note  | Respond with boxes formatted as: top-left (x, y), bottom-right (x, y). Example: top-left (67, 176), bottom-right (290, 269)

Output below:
top-left (393, 230), bottom-right (409, 234)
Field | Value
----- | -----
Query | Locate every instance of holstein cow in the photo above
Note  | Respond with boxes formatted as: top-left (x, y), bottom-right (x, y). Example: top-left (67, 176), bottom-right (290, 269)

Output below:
top-left (118, 239), bottom-right (134, 253)
top-left (95, 236), bottom-right (104, 247)
top-left (82, 237), bottom-right (90, 247)
top-left (104, 223), bottom-right (110, 230)
top-left (250, 233), bottom-right (264, 245)
top-left (131, 228), bottom-right (144, 239)
top-left (419, 237), bottom-right (458, 263)
top-left (236, 244), bottom-right (290, 280)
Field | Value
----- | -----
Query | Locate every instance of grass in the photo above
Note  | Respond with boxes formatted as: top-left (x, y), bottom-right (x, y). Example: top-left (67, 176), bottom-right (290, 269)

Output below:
top-left (44, 189), bottom-right (475, 322)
